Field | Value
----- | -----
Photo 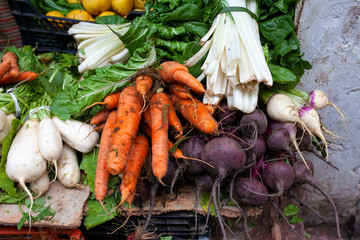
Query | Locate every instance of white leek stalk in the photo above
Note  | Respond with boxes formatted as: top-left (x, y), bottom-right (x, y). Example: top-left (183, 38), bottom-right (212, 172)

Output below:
top-left (185, 0), bottom-right (272, 113)
top-left (68, 22), bottom-right (131, 73)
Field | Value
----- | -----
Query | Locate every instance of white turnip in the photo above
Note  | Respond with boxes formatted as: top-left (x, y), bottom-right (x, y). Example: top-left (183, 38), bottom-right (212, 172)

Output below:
top-left (30, 172), bottom-right (50, 198)
top-left (38, 118), bottom-right (63, 182)
top-left (266, 94), bottom-right (311, 137)
top-left (52, 116), bottom-right (99, 153)
top-left (57, 143), bottom-right (81, 188)
top-left (5, 119), bottom-right (47, 223)
top-left (298, 107), bottom-right (329, 160)
top-left (307, 89), bottom-right (346, 126)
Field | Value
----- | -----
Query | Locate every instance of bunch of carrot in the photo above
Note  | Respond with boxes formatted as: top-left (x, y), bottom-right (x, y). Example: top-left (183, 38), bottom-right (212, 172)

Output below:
top-left (91, 61), bottom-right (219, 212)
top-left (0, 52), bottom-right (39, 85)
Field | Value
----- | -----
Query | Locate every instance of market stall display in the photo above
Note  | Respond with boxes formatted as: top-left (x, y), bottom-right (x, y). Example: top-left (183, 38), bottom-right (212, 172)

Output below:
top-left (0, 0), bottom-right (346, 239)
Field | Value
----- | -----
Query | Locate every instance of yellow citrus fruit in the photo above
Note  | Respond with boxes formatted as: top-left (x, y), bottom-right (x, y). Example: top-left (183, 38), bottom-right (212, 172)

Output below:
top-left (111, 0), bottom-right (133, 16)
top-left (67, 0), bottom-right (81, 3)
top-left (66, 9), bottom-right (95, 21)
top-left (98, 11), bottom-right (116, 17)
top-left (45, 11), bottom-right (66, 27)
top-left (82, 0), bottom-right (112, 16)
top-left (133, 0), bottom-right (145, 10)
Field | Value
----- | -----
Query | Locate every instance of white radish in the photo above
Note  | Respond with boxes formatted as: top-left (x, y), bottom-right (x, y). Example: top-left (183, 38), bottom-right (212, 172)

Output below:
top-left (298, 106), bottom-right (329, 160)
top-left (30, 172), bottom-right (50, 198)
top-left (52, 116), bottom-right (99, 153)
top-left (38, 118), bottom-right (63, 182)
top-left (0, 114), bottom-right (16, 144)
top-left (57, 143), bottom-right (82, 188)
top-left (5, 119), bottom-right (47, 225)
top-left (307, 89), bottom-right (346, 127)
top-left (0, 109), bottom-right (7, 131)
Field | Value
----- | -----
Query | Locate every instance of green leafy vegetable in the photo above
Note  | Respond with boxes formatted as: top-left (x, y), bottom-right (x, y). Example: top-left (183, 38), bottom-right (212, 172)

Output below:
top-left (200, 192), bottom-right (215, 216)
top-left (79, 149), bottom-right (98, 193)
top-left (84, 196), bottom-right (117, 229)
top-left (50, 42), bottom-right (156, 120)
top-left (17, 196), bottom-right (56, 230)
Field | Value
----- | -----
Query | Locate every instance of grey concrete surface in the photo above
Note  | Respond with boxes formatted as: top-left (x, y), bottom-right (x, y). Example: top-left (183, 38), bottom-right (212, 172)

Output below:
top-left (295, 0), bottom-right (360, 227)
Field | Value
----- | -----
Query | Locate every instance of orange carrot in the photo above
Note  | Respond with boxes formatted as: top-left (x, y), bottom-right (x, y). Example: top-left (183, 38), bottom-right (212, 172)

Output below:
top-left (136, 75), bottom-right (153, 102)
top-left (169, 83), bottom-right (193, 99)
top-left (158, 61), bottom-right (205, 95)
top-left (150, 90), bottom-right (170, 183)
top-left (144, 102), bottom-right (182, 136)
top-left (0, 60), bottom-right (11, 80)
top-left (143, 124), bottom-right (183, 159)
top-left (95, 110), bottom-right (117, 202)
top-left (107, 86), bottom-right (143, 175)
top-left (169, 93), bottom-right (218, 135)
top-left (0, 71), bottom-right (37, 85)
top-left (1, 52), bottom-right (19, 77)
top-left (84, 91), bottom-right (121, 110)
top-left (120, 135), bottom-right (149, 205)
top-left (90, 108), bottom-right (111, 125)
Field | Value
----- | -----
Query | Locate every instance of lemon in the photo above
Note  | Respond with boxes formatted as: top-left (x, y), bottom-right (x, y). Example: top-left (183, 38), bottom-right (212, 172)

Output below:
top-left (67, 0), bottom-right (81, 3)
top-left (46, 11), bottom-right (66, 27)
top-left (98, 11), bottom-right (116, 17)
top-left (82, 0), bottom-right (111, 16)
top-left (111, 0), bottom-right (133, 16)
top-left (66, 9), bottom-right (95, 21)
top-left (133, 0), bottom-right (145, 10)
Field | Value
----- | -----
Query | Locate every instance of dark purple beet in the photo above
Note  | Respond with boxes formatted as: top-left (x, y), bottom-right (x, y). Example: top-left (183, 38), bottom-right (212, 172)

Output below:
top-left (180, 137), bottom-right (207, 176)
top-left (233, 178), bottom-right (269, 207)
top-left (239, 134), bottom-right (267, 161)
top-left (293, 160), bottom-right (341, 240)
top-left (240, 109), bottom-right (268, 137)
top-left (161, 158), bottom-right (180, 186)
top-left (266, 128), bottom-right (292, 153)
top-left (215, 99), bottom-right (239, 125)
top-left (201, 136), bottom-right (246, 178)
top-left (261, 161), bottom-right (294, 196)
top-left (195, 174), bottom-right (213, 192)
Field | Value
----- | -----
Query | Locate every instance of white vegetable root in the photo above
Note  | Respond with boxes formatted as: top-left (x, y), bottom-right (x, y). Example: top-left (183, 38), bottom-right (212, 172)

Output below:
top-left (5, 119), bottom-right (47, 226)
top-left (52, 116), bottom-right (99, 153)
top-left (57, 143), bottom-right (82, 188)
top-left (30, 172), bottom-right (50, 198)
top-left (38, 118), bottom-right (63, 182)
top-left (0, 109), bottom-right (7, 131)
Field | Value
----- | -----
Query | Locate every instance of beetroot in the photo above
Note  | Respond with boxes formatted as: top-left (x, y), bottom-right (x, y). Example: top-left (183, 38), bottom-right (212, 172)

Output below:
top-left (233, 177), bottom-right (269, 207)
top-left (261, 161), bottom-right (294, 196)
top-left (239, 134), bottom-right (267, 164)
top-left (240, 109), bottom-right (268, 137)
top-left (180, 137), bottom-right (207, 176)
top-left (201, 137), bottom-right (246, 177)
top-left (266, 128), bottom-right (292, 153)
top-left (215, 99), bottom-right (239, 125)
top-left (200, 137), bottom-right (246, 240)
top-left (293, 160), bottom-right (341, 240)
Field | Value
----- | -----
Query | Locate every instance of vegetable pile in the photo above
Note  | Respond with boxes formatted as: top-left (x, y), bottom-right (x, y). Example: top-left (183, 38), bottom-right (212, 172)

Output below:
top-left (0, 0), bottom-right (347, 239)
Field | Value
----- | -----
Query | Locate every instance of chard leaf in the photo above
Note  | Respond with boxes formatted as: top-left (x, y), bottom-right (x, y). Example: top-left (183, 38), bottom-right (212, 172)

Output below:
top-left (50, 42), bottom-right (156, 120)
top-left (84, 196), bottom-right (117, 229)
top-left (268, 64), bottom-right (298, 86)
top-left (259, 15), bottom-right (295, 46)
top-left (79, 149), bottom-right (98, 193)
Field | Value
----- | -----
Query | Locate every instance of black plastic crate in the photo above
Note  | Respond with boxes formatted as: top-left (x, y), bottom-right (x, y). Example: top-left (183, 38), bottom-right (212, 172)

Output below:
top-left (7, 0), bottom-right (80, 53)
top-left (79, 211), bottom-right (212, 240)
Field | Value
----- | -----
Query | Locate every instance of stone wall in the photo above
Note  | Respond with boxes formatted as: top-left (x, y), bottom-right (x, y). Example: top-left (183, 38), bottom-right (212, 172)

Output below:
top-left (295, 0), bottom-right (360, 227)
